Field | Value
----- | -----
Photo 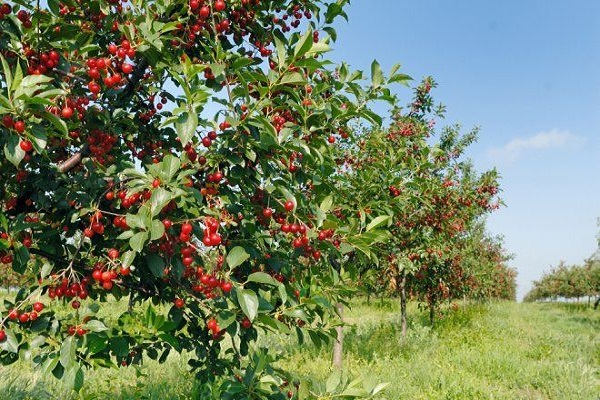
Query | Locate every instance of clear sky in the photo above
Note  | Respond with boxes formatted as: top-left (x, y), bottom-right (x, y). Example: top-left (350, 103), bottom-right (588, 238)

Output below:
top-left (327, 0), bottom-right (600, 299)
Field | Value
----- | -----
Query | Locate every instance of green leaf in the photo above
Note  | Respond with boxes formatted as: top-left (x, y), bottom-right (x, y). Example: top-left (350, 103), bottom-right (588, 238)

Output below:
top-left (226, 246), bottom-right (250, 269)
top-left (129, 231), bottom-right (148, 253)
top-left (325, 368), bottom-right (342, 392)
top-left (279, 72), bottom-right (306, 86)
top-left (247, 272), bottom-right (279, 286)
top-left (0, 54), bottom-right (13, 94)
top-left (146, 253), bottom-right (165, 277)
top-left (150, 219), bottom-right (165, 241)
top-left (82, 320), bottom-right (108, 333)
top-left (110, 336), bottom-right (129, 357)
top-left (12, 245), bottom-right (29, 274)
top-left (121, 250), bottom-right (136, 269)
top-left (366, 215), bottom-right (390, 232)
top-left (371, 59), bottom-right (383, 89)
top-left (4, 134), bottom-right (25, 168)
top-left (320, 195), bottom-right (333, 213)
top-left (175, 110), bottom-right (197, 146)
top-left (0, 330), bottom-right (19, 353)
top-left (60, 336), bottom-right (77, 369)
top-left (43, 111), bottom-right (69, 137)
top-left (236, 289), bottom-right (259, 322)
top-left (64, 365), bottom-right (84, 392)
top-left (159, 155), bottom-right (181, 182)
top-left (294, 28), bottom-right (313, 59)
top-left (274, 36), bottom-right (286, 66)
top-left (149, 188), bottom-right (172, 217)
top-left (126, 213), bottom-right (146, 230)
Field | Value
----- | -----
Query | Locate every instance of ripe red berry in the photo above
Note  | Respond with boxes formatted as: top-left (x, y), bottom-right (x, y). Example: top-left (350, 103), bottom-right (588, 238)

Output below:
top-left (61, 106), bottom-right (74, 119)
top-left (221, 281), bottom-right (232, 293)
top-left (14, 120), bottom-right (25, 133)
top-left (121, 63), bottom-right (134, 74)
top-left (207, 318), bottom-right (218, 331)
top-left (92, 269), bottom-right (103, 281)
top-left (19, 140), bottom-right (33, 152)
top-left (174, 298), bottom-right (185, 309)
top-left (284, 200), bottom-right (294, 212)
top-left (71, 300), bottom-right (80, 309)
top-left (162, 219), bottom-right (173, 229)
top-left (214, 0), bottom-right (226, 12)
top-left (108, 248), bottom-right (119, 259)
top-left (181, 222), bottom-right (193, 235)
top-left (262, 208), bottom-right (273, 218)
top-left (33, 302), bottom-right (44, 312)
top-left (199, 5), bottom-right (210, 18)
top-left (0, 330), bottom-right (6, 342)
top-left (152, 178), bottom-right (160, 188)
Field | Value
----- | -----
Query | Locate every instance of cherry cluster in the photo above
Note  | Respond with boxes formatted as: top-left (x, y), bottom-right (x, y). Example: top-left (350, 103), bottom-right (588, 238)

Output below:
top-left (5, 301), bottom-right (44, 325)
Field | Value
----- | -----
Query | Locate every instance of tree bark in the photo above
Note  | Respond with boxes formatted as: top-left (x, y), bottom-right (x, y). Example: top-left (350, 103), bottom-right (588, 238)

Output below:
top-left (400, 270), bottom-right (407, 337)
top-left (429, 295), bottom-right (436, 328)
top-left (332, 302), bottom-right (344, 370)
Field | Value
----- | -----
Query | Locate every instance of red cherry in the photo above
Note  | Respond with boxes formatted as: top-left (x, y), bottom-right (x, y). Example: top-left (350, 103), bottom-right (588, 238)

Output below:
top-left (199, 5), bottom-right (210, 18)
top-left (71, 300), bottom-right (80, 309)
top-left (19, 140), bottom-right (33, 152)
top-left (284, 200), bottom-right (294, 212)
top-left (108, 248), bottom-right (119, 259)
top-left (174, 298), bottom-right (185, 309)
top-left (221, 281), bottom-right (232, 293)
top-left (61, 106), bottom-right (74, 119)
top-left (214, 0), bottom-right (226, 12)
top-left (121, 63), bottom-right (134, 74)
top-left (120, 266), bottom-right (131, 276)
top-left (209, 232), bottom-right (221, 246)
top-left (241, 317), bottom-right (252, 329)
top-left (101, 271), bottom-right (112, 282)
top-left (0, 330), bottom-right (6, 342)
top-left (14, 120), bottom-right (25, 133)
top-left (33, 302), bottom-right (44, 312)
top-left (181, 222), bottom-right (193, 235)
top-left (207, 318), bottom-right (218, 331)
top-left (262, 208), bottom-right (273, 218)
top-left (162, 219), bottom-right (173, 229)
top-left (152, 178), bottom-right (160, 188)
top-left (92, 269), bottom-right (103, 281)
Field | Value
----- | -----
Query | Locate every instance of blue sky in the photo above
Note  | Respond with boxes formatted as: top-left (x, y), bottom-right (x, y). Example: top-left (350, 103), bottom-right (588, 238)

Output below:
top-left (328, 1), bottom-right (600, 299)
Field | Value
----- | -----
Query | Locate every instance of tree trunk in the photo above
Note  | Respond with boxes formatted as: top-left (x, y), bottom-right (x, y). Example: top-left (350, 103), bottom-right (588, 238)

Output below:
top-left (400, 271), bottom-right (407, 337)
top-left (429, 295), bottom-right (436, 328)
top-left (332, 302), bottom-right (344, 370)
top-left (594, 296), bottom-right (600, 310)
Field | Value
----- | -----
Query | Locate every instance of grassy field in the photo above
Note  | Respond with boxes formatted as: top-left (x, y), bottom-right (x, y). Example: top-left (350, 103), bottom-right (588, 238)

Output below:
top-left (0, 298), bottom-right (598, 399)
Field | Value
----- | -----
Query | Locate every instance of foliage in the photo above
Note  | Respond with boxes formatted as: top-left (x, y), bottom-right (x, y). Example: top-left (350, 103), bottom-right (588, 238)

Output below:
top-left (524, 258), bottom-right (600, 303)
top-left (331, 77), bottom-right (512, 323)
top-left (0, 0), bottom-right (402, 396)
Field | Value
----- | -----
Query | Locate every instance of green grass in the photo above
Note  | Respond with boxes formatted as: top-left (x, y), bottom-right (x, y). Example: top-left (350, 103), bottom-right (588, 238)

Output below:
top-left (280, 300), bottom-right (600, 400)
top-left (1, 297), bottom-right (598, 399)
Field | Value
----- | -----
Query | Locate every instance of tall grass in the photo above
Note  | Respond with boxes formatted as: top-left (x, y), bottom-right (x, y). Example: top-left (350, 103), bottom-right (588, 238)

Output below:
top-left (0, 296), bottom-right (598, 399)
